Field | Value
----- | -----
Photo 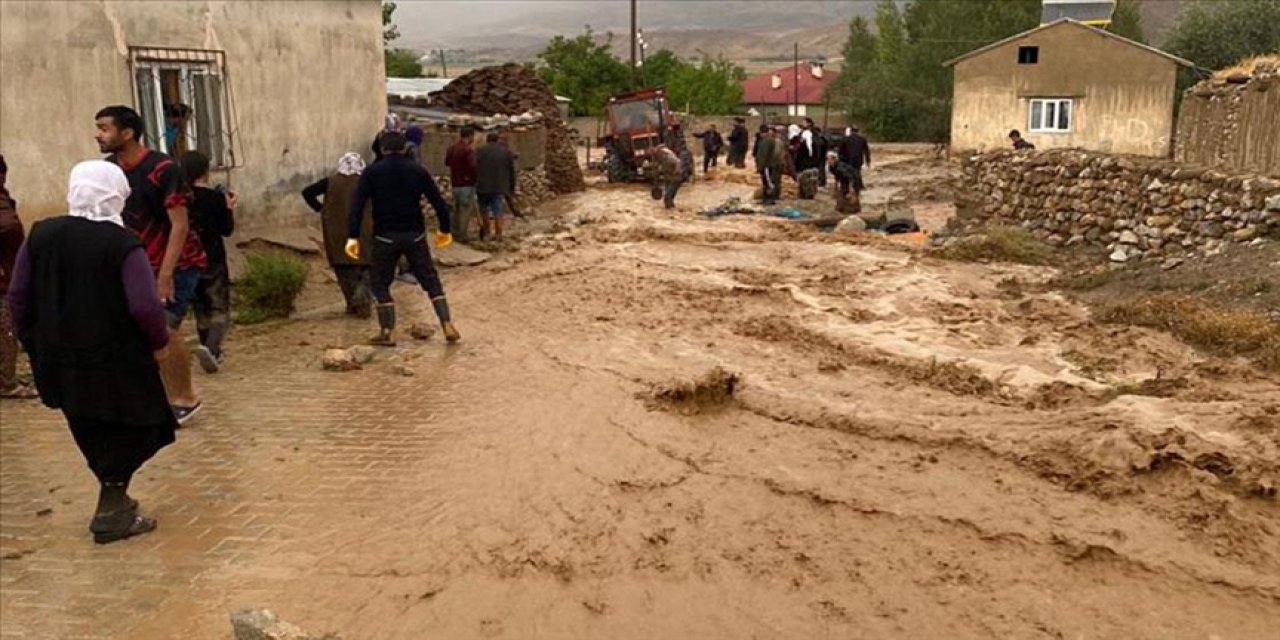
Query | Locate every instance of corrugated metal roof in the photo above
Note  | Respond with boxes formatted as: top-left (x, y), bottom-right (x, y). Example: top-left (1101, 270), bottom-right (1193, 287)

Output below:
top-left (1041, 0), bottom-right (1115, 25)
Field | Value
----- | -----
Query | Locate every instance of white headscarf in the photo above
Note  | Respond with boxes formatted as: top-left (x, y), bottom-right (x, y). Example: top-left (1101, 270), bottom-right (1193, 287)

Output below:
top-left (788, 124), bottom-right (801, 141)
top-left (67, 160), bottom-right (130, 227)
top-left (337, 152), bottom-right (366, 176)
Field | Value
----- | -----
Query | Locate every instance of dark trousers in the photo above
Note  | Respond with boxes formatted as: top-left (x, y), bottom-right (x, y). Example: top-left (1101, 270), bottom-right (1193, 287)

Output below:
top-left (371, 232), bottom-right (445, 303)
top-left (333, 264), bottom-right (372, 316)
top-left (663, 180), bottom-right (683, 208)
top-left (702, 149), bottom-right (720, 174)
top-left (194, 262), bottom-right (230, 332)
top-left (759, 167), bottom-right (780, 203)
top-left (728, 146), bottom-right (748, 168)
top-left (66, 415), bottom-right (174, 484)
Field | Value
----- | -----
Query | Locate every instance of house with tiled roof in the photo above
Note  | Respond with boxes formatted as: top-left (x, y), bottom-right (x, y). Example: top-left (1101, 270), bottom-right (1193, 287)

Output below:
top-left (740, 62), bottom-right (839, 118)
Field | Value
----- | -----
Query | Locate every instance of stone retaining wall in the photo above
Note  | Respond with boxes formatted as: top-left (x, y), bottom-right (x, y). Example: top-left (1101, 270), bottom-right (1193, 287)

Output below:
top-left (950, 148), bottom-right (1280, 262)
top-left (1175, 63), bottom-right (1280, 178)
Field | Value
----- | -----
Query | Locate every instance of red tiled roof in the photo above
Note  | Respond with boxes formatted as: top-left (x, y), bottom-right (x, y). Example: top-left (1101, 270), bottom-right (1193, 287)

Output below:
top-left (740, 65), bottom-right (838, 106)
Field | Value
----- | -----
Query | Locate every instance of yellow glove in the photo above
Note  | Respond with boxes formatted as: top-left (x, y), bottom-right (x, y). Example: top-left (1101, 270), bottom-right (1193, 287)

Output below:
top-left (433, 232), bottom-right (453, 249)
top-left (344, 239), bottom-right (360, 260)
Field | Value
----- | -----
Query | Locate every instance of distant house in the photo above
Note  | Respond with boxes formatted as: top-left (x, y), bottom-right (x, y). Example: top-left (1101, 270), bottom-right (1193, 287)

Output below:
top-left (944, 18), bottom-right (1193, 157)
top-left (740, 62), bottom-right (838, 118)
top-left (0, 0), bottom-right (384, 226)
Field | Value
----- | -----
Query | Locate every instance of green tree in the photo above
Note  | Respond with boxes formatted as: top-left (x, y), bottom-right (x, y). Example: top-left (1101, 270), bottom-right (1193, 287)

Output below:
top-left (825, 16), bottom-right (877, 115)
top-left (537, 28), bottom-right (631, 116)
top-left (1165, 0), bottom-right (1280, 71)
top-left (641, 49), bottom-right (687, 89)
top-left (874, 0), bottom-right (906, 69)
top-left (385, 49), bottom-right (424, 78)
top-left (1107, 0), bottom-right (1146, 43)
top-left (382, 1), bottom-right (400, 45)
top-left (667, 56), bottom-right (745, 114)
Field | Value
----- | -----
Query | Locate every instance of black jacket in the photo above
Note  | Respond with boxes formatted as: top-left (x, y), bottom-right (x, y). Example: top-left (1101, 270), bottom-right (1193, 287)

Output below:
top-left (728, 124), bottom-right (748, 150)
top-left (839, 133), bottom-right (872, 168)
top-left (349, 154), bottom-right (450, 237)
top-left (475, 142), bottom-right (516, 196)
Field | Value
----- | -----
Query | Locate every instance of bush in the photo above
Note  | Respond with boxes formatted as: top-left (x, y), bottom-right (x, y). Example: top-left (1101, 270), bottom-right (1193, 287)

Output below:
top-left (1097, 295), bottom-right (1280, 371)
top-left (933, 226), bottom-right (1054, 265)
top-left (234, 251), bottom-right (307, 325)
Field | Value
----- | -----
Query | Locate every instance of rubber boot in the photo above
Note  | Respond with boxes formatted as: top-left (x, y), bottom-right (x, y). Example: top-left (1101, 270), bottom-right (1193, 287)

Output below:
top-left (370, 303), bottom-right (397, 346)
top-left (89, 481), bottom-right (155, 544)
top-left (432, 297), bottom-right (461, 343)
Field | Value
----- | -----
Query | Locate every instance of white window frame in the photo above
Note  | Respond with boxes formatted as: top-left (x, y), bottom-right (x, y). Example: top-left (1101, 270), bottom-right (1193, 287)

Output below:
top-left (1028, 98), bottom-right (1073, 133)
top-left (128, 47), bottom-right (235, 168)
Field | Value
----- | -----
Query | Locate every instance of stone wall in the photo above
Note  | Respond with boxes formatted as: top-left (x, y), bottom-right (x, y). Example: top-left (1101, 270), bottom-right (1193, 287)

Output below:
top-left (1175, 63), bottom-right (1280, 177)
top-left (949, 148), bottom-right (1280, 263)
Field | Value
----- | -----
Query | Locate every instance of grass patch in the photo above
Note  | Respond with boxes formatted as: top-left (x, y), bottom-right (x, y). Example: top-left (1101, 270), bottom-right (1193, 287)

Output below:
top-left (1096, 295), bottom-right (1280, 371)
top-left (234, 251), bottom-right (307, 325)
top-left (933, 226), bottom-right (1054, 266)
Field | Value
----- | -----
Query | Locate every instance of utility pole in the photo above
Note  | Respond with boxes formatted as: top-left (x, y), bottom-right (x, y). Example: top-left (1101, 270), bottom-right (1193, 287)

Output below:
top-left (793, 42), bottom-right (800, 119)
top-left (440, 49), bottom-right (448, 78)
top-left (630, 0), bottom-right (638, 89)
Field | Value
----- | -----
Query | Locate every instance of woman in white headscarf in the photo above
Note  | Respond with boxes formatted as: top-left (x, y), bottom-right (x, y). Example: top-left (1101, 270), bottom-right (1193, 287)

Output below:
top-left (300, 153), bottom-right (375, 317)
top-left (5, 160), bottom-right (174, 544)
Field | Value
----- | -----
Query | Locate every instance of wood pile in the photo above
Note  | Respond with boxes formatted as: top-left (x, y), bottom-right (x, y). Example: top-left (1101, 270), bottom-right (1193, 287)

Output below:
top-left (431, 64), bottom-right (584, 194)
top-left (433, 168), bottom-right (554, 213)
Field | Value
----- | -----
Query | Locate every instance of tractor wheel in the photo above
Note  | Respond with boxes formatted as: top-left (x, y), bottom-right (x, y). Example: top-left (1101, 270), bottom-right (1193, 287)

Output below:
top-left (607, 153), bottom-right (636, 183)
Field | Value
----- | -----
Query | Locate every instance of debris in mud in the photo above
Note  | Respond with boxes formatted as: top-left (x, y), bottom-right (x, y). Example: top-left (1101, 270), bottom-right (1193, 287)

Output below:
top-left (645, 367), bottom-right (740, 414)
top-left (582, 598), bottom-right (609, 615)
top-left (409, 323), bottom-right (436, 341)
top-left (1112, 376), bottom-right (1189, 398)
top-left (231, 608), bottom-right (333, 640)
top-left (321, 349), bottom-right (361, 372)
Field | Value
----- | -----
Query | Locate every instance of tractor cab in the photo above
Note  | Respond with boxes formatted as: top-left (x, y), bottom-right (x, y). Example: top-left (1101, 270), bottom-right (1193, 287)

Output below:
top-left (599, 88), bottom-right (682, 183)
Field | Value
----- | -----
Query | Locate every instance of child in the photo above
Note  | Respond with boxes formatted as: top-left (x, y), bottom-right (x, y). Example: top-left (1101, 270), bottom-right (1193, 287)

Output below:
top-left (180, 151), bottom-right (235, 373)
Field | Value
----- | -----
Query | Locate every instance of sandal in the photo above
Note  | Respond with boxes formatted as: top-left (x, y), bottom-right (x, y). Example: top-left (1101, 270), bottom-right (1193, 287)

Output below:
top-left (93, 514), bottom-right (157, 544)
top-left (0, 384), bottom-right (38, 399)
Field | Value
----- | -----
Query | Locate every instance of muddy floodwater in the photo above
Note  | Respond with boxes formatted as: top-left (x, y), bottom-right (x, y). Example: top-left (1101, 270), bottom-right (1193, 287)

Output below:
top-left (2, 146), bottom-right (1278, 639)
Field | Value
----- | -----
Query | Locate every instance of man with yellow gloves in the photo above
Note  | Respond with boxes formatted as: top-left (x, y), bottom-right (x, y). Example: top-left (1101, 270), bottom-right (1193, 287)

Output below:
top-left (346, 131), bottom-right (460, 346)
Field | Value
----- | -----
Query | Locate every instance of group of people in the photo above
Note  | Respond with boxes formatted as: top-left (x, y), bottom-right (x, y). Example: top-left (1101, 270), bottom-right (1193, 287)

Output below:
top-left (750, 118), bottom-right (873, 209)
top-left (2, 105), bottom-right (234, 543)
top-left (0, 107), bottom-right (480, 544)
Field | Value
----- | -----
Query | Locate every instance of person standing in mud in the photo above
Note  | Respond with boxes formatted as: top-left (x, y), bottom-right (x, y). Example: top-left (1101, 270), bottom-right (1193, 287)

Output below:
top-left (181, 151), bottom-right (236, 373)
top-left (727, 117), bottom-right (749, 168)
top-left (346, 131), bottom-right (460, 346)
top-left (444, 127), bottom-right (479, 242)
top-left (6, 161), bottom-right (176, 544)
top-left (754, 126), bottom-right (782, 205)
top-left (649, 144), bottom-right (684, 209)
top-left (695, 124), bottom-right (724, 175)
top-left (302, 153), bottom-right (375, 318)
top-left (838, 125), bottom-right (872, 195)
top-left (97, 105), bottom-right (205, 424)
top-left (476, 132), bottom-right (516, 241)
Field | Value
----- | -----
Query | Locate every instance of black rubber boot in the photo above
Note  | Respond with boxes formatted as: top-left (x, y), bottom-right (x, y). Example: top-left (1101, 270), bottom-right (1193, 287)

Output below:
top-left (370, 303), bottom-right (397, 346)
top-left (90, 481), bottom-right (155, 544)
top-left (432, 297), bottom-right (461, 343)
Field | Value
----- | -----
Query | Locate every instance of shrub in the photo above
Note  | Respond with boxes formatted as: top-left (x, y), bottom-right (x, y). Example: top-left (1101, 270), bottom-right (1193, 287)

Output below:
top-left (933, 226), bottom-right (1054, 266)
top-left (234, 251), bottom-right (307, 324)
top-left (1097, 295), bottom-right (1280, 371)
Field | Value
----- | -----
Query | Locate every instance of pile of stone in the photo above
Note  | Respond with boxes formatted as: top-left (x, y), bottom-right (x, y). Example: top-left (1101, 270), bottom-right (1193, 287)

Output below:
top-left (944, 148), bottom-right (1280, 262)
top-left (431, 64), bottom-right (584, 194)
top-left (432, 167), bottom-right (554, 212)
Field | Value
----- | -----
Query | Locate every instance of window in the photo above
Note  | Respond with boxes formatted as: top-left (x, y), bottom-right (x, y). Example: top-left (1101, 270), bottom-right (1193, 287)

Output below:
top-left (128, 48), bottom-right (234, 167)
top-left (1029, 98), bottom-right (1073, 133)
top-left (1018, 46), bottom-right (1039, 64)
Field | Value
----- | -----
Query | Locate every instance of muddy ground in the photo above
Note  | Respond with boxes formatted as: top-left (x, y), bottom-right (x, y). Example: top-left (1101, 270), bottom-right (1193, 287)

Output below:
top-left (12, 145), bottom-right (1278, 638)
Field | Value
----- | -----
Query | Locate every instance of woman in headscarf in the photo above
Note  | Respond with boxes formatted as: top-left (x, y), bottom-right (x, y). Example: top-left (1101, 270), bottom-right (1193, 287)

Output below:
top-left (301, 153), bottom-right (375, 317)
top-left (6, 160), bottom-right (175, 544)
top-left (404, 123), bottom-right (424, 164)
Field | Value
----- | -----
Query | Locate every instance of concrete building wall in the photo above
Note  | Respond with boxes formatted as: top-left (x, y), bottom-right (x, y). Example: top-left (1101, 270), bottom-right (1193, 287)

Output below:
top-left (950, 22), bottom-right (1180, 157)
top-left (0, 0), bottom-right (385, 228)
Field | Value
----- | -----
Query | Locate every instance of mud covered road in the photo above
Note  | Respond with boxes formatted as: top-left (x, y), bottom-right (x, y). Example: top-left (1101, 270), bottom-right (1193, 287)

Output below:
top-left (3, 147), bottom-right (1278, 639)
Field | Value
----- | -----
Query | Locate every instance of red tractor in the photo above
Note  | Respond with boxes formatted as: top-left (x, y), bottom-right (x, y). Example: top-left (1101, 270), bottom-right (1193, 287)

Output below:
top-left (598, 87), bottom-right (689, 183)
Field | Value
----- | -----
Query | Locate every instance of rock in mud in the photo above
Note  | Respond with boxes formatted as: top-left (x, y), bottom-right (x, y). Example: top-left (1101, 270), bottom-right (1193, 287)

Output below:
top-left (645, 367), bottom-right (740, 414)
top-left (409, 323), bottom-right (436, 341)
top-left (833, 216), bottom-right (867, 236)
top-left (349, 346), bottom-right (378, 364)
top-left (392, 364), bottom-right (416, 377)
top-left (231, 609), bottom-right (320, 640)
top-left (321, 349), bottom-right (360, 372)
top-left (1109, 248), bottom-right (1129, 263)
